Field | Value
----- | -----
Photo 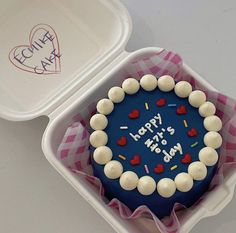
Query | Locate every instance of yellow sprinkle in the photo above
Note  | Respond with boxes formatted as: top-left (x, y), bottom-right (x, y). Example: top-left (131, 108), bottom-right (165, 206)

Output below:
top-left (145, 102), bottom-right (149, 110)
top-left (118, 155), bottom-right (126, 160)
top-left (170, 165), bottom-right (178, 171)
top-left (191, 141), bottom-right (199, 148)
top-left (183, 120), bottom-right (188, 128)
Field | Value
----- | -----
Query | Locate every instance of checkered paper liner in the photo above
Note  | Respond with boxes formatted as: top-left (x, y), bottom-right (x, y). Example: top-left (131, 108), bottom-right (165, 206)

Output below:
top-left (57, 49), bottom-right (236, 233)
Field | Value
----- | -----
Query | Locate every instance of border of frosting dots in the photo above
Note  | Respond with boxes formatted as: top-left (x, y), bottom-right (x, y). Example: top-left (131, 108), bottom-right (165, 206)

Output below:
top-left (89, 74), bottom-right (222, 198)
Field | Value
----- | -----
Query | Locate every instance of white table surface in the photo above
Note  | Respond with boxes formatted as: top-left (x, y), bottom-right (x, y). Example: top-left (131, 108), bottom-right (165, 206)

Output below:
top-left (1, 0), bottom-right (236, 232)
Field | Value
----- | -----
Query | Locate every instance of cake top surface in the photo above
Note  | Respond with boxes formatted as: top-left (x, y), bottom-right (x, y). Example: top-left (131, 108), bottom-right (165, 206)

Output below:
top-left (89, 75), bottom-right (222, 197)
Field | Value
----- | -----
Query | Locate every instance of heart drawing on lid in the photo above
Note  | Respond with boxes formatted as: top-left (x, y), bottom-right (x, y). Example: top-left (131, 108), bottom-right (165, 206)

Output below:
top-left (187, 128), bottom-right (198, 137)
top-left (176, 105), bottom-right (187, 115)
top-left (181, 153), bottom-right (192, 164)
top-left (130, 155), bottom-right (141, 166)
top-left (117, 136), bottom-right (127, 146)
top-left (128, 109), bottom-right (140, 119)
top-left (9, 24), bottom-right (61, 75)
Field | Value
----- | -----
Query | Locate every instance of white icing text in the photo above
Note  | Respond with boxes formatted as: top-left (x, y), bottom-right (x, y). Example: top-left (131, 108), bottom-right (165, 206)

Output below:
top-left (128, 113), bottom-right (183, 163)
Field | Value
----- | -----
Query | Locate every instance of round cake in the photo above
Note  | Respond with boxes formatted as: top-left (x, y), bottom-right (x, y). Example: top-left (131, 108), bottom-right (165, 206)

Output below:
top-left (89, 74), bottom-right (222, 218)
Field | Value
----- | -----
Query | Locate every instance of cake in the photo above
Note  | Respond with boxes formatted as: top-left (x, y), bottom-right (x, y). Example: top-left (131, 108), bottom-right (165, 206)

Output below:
top-left (89, 74), bottom-right (222, 218)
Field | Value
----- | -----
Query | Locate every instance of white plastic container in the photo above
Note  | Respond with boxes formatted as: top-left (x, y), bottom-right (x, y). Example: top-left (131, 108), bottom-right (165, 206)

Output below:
top-left (1, 1), bottom-right (236, 232)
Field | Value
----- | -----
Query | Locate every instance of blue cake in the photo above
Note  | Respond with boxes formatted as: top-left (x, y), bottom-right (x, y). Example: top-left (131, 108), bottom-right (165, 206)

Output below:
top-left (89, 75), bottom-right (222, 218)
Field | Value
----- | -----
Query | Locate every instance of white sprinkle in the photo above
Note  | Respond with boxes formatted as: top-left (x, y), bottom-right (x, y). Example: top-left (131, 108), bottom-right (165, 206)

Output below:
top-left (120, 126), bottom-right (128, 130)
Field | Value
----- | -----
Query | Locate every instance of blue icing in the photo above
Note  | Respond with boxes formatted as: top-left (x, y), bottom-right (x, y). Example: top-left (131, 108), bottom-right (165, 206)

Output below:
top-left (105, 89), bottom-right (207, 178)
top-left (91, 88), bottom-right (217, 218)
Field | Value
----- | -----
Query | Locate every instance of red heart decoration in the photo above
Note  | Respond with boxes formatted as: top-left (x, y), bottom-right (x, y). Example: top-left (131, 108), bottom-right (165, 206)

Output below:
top-left (9, 24), bottom-right (61, 75)
top-left (128, 109), bottom-right (140, 119)
top-left (176, 105), bottom-right (187, 115)
top-left (130, 155), bottom-right (141, 166)
top-left (117, 136), bottom-right (127, 146)
top-left (154, 164), bottom-right (164, 174)
top-left (181, 153), bottom-right (192, 164)
top-left (156, 98), bottom-right (166, 107)
top-left (187, 128), bottom-right (198, 137)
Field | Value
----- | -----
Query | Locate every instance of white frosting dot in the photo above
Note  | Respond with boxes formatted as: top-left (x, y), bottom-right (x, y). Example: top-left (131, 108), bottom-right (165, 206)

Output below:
top-left (174, 81), bottom-right (192, 98)
top-left (204, 131), bottom-right (222, 149)
top-left (96, 98), bottom-right (114, 115)
top-left (122, 78), bottom-right (140, 94)
top-left (199, 101), bottom-right (216, 117)
top-left (199, 147), bottom-right (218, 166)
top-left (140, 74), bottom-right (158, 91)
top-left (204, 115), bottom-right (222, 132)
top-left (174, 173), bottom-right (193, 192)
top-left (108, 86), bottom-right (125, 103)
top-left (119, 171), bottom-right (139, 191)
top-left (93, 146), bottom-right (113, 165)
top-left (104, 160), bottom-right (123, 179)
top-left (90, 114), bottom-right (108, 130)
top-left (188, 161), bottom-right (207, 181)
top-left (157, 178), bottom-right (176, 198)
top-left (188, 90), bottom-right (206, 108)
top-left (157, 75), bottom-right (175, 92)
top-left (137, 176), bottom-right (156, 195)
top-left (89, 130), bottom-right (108, 148)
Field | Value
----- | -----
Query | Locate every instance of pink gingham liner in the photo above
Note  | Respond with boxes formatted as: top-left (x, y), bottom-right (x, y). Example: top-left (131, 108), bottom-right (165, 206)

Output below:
top-left (57, 49), bottom-right (236, 233)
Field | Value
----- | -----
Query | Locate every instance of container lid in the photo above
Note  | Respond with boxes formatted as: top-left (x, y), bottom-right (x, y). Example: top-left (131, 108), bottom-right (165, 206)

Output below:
top-left (0, 0), bottom-right (131, 121)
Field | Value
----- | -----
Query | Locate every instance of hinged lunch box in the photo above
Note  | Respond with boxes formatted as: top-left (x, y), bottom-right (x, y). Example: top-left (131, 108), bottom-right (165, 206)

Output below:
top-left (1, 0), bottom-right (236, 232)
